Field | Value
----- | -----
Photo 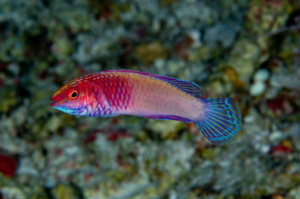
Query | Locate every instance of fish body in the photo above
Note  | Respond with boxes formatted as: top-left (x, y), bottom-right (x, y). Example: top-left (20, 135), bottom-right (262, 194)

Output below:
top-left (50, 70), bottom-right (242, 145)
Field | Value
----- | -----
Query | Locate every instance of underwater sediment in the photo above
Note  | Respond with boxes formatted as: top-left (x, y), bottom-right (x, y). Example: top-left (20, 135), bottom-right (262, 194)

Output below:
top-left (0, 0), bottom-right (300, 198)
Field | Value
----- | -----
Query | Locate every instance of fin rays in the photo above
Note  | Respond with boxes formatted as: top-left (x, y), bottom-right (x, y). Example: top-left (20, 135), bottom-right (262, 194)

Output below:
top-left (194, 97), bottom-right (242, 146)
top-left (109, 69), bottom-right (206, 98)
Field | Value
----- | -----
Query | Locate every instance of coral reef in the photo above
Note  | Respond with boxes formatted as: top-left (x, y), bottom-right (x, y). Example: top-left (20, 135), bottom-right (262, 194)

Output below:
top-left (0, 0), bottom-right (300, 198)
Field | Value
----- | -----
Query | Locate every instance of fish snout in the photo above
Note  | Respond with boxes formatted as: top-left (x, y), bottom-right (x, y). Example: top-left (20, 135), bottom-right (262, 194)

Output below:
top-left (50, 101), bottom-right (59, 107)
top-left (50, 96), bottom-right (61, 107)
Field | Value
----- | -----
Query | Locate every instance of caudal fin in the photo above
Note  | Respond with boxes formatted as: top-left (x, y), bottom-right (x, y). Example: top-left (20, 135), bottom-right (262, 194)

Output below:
top-left (194, 97), bottom-right (242, 146)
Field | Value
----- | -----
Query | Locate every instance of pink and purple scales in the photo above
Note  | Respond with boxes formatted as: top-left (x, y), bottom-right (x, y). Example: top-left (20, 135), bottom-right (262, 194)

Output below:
top-left (50, 70), bottom-right (242, 146)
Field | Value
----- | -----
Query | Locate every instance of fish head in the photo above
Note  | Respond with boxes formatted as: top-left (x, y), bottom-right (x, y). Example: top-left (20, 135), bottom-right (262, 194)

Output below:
top-left (50, 78), bottom-right (90, 115)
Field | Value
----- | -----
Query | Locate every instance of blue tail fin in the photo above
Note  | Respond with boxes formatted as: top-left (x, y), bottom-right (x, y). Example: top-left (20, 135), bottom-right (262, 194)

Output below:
top-left (194, 97), bottom-right (242, 146)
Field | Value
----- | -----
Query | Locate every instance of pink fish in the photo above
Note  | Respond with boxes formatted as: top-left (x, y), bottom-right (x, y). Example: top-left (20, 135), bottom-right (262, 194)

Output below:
top-left (50, 70), bottom-right (242, 145)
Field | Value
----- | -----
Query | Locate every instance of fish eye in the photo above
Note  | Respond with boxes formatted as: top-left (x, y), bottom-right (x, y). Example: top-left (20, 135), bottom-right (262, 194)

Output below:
top-left (68, 90), bottom-right (78, 100)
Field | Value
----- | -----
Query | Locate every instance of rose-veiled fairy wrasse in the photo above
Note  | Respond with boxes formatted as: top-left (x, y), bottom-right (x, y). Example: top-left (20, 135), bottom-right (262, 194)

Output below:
top-left (50, 70), bottom-right (242, 146)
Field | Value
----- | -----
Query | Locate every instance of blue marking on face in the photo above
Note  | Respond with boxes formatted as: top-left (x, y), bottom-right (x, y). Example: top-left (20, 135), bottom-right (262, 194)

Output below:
top-left (52, 106), bottom-right (76, 115)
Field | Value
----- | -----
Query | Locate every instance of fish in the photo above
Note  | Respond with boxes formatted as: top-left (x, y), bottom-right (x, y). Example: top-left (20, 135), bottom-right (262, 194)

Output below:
top-left (50, 70), bottom-right (242, 146)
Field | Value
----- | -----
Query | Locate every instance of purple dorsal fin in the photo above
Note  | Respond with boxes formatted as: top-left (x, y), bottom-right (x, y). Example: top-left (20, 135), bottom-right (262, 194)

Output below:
top-left (151, 74), bottom-right (206, 98)
top-left (108, 69), bottom-right (206, 98)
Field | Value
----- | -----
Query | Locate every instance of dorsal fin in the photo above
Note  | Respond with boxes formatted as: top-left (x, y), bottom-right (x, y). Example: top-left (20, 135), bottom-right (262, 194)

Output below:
top-left (152, 75), bottom-right (206, 98)
top-left (108, 69), bottom-right (206, 98)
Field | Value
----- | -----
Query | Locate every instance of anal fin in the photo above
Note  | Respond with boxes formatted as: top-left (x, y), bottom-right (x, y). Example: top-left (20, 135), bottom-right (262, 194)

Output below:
top-left (140, 115), bottom-right (191, 122)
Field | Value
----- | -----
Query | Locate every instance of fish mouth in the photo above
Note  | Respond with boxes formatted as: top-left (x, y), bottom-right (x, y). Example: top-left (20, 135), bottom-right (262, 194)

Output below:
top-left (50, 97), bottom-right (77, 115)
top-left (50, 96), bottom-right (59, 107)
top-left (50, 101), bottom-right (74, 114)
top-left (52, 105), bottom-right (73, 114)
top-left (50, 101), bottom-right (59, 107)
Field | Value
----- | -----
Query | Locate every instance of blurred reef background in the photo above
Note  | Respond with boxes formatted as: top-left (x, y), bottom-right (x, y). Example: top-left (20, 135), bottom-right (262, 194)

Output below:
top-left (1, 0), bottom-right (300, 198)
